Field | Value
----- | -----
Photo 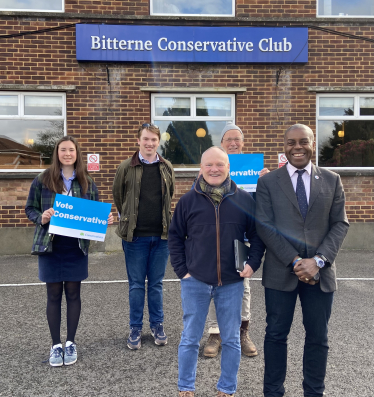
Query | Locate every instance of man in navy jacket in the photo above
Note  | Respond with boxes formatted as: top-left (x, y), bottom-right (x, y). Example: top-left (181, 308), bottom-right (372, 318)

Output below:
top-left (169, 146), bottom-right (265, 397)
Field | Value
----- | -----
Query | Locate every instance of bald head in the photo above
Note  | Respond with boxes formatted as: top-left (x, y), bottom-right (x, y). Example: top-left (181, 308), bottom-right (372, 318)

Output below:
top-left (284, 124), bottom-right (314, 143)
top-left (200, 146), bottom-right (230, 187)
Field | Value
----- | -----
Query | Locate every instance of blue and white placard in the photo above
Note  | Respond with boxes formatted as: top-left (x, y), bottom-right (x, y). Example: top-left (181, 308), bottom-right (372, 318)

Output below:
top-left (49, 194), bottom-right (112, 242)
top-left (229, 154), bottom-right (264, 192)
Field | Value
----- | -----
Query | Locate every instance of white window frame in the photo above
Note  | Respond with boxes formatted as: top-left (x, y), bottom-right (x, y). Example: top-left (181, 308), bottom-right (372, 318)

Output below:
top-left (0, 91), bottom-right (66, 173)
top-left (316, 93), bottom-right (374, 170)
top-left (150, 0), bottom-right (235, 17)
top-left (151, 93), bottom-right (236, 171)
top-left (0, 0), bottom-right (64, 12)
top-left (316, 0), bottom-right (374, 18)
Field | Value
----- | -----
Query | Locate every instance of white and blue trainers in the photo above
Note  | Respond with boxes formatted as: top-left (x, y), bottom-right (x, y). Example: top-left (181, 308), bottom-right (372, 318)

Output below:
top-left (151, 323), bottom-right (168, 346)
top-left (64, 342), bottom-right (77, 366)
top-left (127, 327), bottom-right (142, 350)
top-left (49, 345), bottom-right (64, 367)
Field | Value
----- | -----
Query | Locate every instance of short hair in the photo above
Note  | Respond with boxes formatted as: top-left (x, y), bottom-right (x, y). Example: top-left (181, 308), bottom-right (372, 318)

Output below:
top-left (284, 124), bottom-right (314, 142)
top-left (137, 123), bottom-right (161, 140)
top-left (201, 146), bottom-right (229, 163)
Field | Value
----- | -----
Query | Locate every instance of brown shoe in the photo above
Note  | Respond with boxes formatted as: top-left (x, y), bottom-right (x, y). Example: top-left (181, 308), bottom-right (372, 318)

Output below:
top-left (179, 391), bottom-right (194, 397)
top-left (217, 391), bottom-right (234, 396)
top-left (203, 333), bottom-right (221, 358)
top-left (240, 328), bottom-right (258, 357)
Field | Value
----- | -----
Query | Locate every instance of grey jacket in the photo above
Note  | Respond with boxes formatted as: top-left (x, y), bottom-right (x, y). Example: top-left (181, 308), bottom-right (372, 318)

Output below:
top-left (255, 163), bottom-right (349, 293)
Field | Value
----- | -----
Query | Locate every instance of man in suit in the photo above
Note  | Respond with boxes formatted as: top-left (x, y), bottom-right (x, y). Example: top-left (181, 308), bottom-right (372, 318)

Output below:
top-left (255, 124), bottom-right (349, 397)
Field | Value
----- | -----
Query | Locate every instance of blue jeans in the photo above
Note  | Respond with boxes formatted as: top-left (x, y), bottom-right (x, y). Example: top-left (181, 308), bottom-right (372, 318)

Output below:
top-left (178, 276), bottom-right (244, 394)
top-left (122, 237), bottom-right (169, 329)
top-left (264, 282), bottom-right (334, 397)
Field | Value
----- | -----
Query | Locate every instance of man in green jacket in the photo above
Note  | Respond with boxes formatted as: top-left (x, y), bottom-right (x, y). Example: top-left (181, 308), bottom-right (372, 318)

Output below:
top-left (112, 123), bottom-right (175, 350)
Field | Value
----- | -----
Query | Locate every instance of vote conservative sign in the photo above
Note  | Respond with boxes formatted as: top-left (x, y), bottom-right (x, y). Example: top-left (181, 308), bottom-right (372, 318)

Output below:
top-left (49, 194), bottom-right (112, 242)
top-left (76, 25), bottom-right (308, 64)
top-left (229, 154), bottom-right (264, 193)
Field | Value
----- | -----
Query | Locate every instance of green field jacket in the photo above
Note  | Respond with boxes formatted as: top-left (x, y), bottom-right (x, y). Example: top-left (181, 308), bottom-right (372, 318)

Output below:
top-left (112, 151), bottom-right (175, 242)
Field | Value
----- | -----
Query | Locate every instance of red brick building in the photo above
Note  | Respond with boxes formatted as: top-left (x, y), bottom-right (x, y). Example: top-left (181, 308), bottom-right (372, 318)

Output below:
top-left (0, 0), bottom-right (373, 254)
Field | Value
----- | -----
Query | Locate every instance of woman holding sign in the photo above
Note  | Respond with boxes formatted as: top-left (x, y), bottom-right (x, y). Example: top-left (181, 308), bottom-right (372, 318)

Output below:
top-left (25, 136), bottom-right (113, 367)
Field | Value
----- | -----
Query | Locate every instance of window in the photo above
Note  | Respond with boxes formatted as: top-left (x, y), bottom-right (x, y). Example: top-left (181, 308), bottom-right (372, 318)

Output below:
top-left (0, 92), bottom-right (66, 171)
top-left (317, 94), bottom-right (374, 168)
top-left (152, 94), bottom-right (235, 169)
top-left (150, 0), bottom-right (234, 16)
top-left (0, 0), bottom-right (64, 12)
top-left (317, 0), bottom-right (374, 17)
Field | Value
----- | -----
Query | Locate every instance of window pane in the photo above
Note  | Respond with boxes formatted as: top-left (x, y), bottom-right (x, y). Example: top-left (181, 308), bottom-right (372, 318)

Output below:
top-left (152, 0), bottom-right (233, 15)
top-left (196, 97), bottom-right (232, 117)
top-left (24, 96), bottom-right (63, 116)
top-left (0, 119), bottom-right (64, 169)
top-left (0, 0), bottom-right (63, 11)
top-left (156, 120), bottom-right (227, 167)
top-left (0, 95), bottom-right (18, 115)
top-left (318, 0), bottom-right (374, 16)
top-left (319, 97), bottom-right (354, 116)
top-left (318, 120), bottom-right (374, 167)
top-left (360, 97), bottom-right (374, 116)
top-left (154, 97), bottom-right (190, 116)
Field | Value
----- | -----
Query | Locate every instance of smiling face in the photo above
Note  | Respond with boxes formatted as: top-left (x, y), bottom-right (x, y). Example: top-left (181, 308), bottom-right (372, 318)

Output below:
top-left (138, 128), bottom-right (160, 161)
top-left (58, 140), bottom-right (77, 168)
top-left (201, 147), bottom-right (230, 187)
top-left (220, 129), bottom-right (244, 154)
top-left (284, 126), bottom-right (315, 169)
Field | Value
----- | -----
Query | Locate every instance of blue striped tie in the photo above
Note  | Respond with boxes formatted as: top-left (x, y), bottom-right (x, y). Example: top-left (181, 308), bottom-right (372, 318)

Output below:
top-left (296, 170), bottom-right (308, 220)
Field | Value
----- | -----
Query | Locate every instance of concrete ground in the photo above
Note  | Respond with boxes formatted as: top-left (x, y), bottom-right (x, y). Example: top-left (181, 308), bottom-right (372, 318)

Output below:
top-left (0, 249), bottom-right (373, 397)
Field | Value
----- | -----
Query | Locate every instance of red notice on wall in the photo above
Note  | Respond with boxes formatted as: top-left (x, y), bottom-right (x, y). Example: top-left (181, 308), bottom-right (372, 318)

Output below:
top-left (87, 154), bottom-right (100, 171)
top-left (278, 153), bottom-right (287, 168)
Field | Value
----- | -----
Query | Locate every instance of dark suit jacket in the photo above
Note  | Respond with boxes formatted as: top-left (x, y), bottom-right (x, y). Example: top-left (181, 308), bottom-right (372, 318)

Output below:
top-left (255, 163), bottom-right (349, 293)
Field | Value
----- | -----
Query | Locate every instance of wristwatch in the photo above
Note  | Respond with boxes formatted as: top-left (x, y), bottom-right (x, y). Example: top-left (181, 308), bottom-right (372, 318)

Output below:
top-left (313, 255), bottom-right (325, 269)
top-left (315, 252), bottom-right (328, 263)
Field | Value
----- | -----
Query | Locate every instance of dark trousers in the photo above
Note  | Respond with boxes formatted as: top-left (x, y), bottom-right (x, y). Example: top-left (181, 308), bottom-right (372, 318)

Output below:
top-left (264, 282), bottom-right (334, 397)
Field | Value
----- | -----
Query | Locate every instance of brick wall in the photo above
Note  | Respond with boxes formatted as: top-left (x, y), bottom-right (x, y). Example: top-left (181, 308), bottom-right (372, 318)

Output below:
top-left (1, 175), bottom-right (373, 228)
top-left (0, 2), bottom-right (374, 228)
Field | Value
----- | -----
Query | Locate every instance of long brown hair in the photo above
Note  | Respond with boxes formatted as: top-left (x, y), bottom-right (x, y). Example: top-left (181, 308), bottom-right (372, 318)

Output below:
top-left (42, 136), bottom-right (90, 195)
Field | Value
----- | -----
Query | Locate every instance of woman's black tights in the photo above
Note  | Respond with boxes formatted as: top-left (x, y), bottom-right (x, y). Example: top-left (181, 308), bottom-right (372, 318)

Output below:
top-left (46, 281), bottom-right (82, 346)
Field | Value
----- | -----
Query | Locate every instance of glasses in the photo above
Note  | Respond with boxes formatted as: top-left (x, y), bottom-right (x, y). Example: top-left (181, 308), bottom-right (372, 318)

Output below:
top-left (223, 138), bottom-right (242, 143)
top-left (142, 123), bottom-right (159, 129)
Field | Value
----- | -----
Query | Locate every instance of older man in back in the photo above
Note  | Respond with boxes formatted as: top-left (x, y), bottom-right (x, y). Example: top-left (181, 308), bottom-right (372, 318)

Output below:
top-left (169, 146), bottom-right (265, 397)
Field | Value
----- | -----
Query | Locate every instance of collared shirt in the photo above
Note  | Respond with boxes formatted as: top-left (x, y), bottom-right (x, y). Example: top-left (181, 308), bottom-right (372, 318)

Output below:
top-left (286, 161), bottom-right (312, 204)
top-left (139, 152), bottom-right (160, 164)
top-left (61, 169), bottom-right (76, 195)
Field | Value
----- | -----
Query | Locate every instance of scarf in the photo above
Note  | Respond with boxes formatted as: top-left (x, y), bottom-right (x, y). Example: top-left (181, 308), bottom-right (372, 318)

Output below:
top-left (199, 175), bottom-right (231, 206)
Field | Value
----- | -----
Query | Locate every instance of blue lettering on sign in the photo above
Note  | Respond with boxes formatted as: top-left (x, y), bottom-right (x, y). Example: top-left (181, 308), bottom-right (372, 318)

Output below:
top-left (76, 25), bottom-right (308, 63)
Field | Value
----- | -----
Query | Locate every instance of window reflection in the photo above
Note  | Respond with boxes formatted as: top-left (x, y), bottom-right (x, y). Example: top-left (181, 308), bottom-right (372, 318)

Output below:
top-left (152, 0), bottom-right (233, 15)
top-left (0, 119), bottom-right (64, 169)
top-left (318, 0), bottom-right (374, 16)
top-left (157, 120), bottom-right (227, 166)
top-left (0, 0), bottom-right (63, 11)
top-left (318, 120), bottom-right (374, 167)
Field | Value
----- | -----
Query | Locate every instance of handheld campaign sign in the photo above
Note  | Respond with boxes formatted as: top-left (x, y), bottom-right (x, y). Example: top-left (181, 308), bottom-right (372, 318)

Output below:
top-left (49, 194), bottom-right (112, 242)
top-left (228, 154), bottom-right (264, 192)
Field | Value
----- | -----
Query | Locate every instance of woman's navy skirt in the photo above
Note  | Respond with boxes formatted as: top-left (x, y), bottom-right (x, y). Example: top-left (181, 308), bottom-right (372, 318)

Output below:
top-left (38, 235), bottom-right (88, 283)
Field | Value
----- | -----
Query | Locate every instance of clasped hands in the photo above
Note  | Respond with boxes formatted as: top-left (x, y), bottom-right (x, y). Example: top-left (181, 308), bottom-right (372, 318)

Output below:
top-left (293, 256), bottom-right (320, 285)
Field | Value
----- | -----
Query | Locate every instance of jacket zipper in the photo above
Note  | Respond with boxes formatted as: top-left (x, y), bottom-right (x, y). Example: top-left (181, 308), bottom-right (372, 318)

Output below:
top-left (195, 186), bottom-right (236, 286)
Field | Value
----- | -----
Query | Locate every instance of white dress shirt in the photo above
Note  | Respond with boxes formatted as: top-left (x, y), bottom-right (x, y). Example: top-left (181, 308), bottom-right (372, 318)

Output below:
top-left (286, 161), bottom-right (312, 204)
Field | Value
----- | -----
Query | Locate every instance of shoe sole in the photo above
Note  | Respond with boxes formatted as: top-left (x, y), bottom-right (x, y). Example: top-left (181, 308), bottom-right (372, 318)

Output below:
top-left (203, 350), bottom-right (220, 358)
top-left (242, 350), bottom-right (258, 357)
top-left (154, 340), bottom-right (167, 346)
top-left (64, 358), bottom-right (77, 365)
top-left (49, 361), bottom-right (63, 367)
top-left (127, 343), bottom-right (141, 350)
